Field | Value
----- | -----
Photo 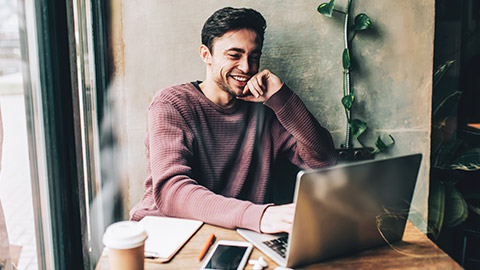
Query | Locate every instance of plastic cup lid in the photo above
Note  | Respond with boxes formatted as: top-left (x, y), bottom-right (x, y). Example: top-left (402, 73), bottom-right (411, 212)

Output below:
top-left (103, 221), bottom-right (148, 249)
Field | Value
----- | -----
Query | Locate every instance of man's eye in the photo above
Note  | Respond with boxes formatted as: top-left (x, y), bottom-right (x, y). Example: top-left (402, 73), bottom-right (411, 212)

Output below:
top-left (228, 54), bottom-right (240, 59)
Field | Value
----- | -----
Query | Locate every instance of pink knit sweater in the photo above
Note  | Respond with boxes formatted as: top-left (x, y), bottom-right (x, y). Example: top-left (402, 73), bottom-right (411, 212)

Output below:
top-left (130, 82), bottom-right (336, 232)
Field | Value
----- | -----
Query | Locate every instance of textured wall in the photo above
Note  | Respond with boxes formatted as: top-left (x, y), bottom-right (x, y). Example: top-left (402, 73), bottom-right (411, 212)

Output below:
top-left (115, 0), bottom-right (435, 230)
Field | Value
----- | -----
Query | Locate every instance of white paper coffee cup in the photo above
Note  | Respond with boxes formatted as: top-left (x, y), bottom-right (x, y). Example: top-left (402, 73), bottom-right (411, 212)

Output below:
top-left (103, 221), bottom-right (148, 270)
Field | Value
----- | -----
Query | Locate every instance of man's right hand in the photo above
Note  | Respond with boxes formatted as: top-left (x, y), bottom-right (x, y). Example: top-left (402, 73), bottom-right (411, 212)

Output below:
top-left (237, 69), bottom-right (283, 103)
top-left (260, 203), bottom-right (295, 234)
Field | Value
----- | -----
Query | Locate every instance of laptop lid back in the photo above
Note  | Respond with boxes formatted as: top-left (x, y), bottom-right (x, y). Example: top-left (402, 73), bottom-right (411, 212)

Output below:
top-left (286, 153), bottom-right (422, 268)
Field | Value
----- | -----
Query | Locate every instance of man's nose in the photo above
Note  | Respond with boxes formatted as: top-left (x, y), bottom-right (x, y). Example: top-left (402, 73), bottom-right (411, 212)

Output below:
top-left (238, 56), bottom-right (250, 74)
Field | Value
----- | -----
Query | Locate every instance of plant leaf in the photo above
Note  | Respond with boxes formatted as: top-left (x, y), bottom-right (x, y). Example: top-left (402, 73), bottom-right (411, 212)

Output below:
top-left (450, 147), bottom-right (480, 171)
top-left (317, 0), bottom-right (335, 17)
top-left (343, 48), bottom-right (351, 69)
top-left (433, 60), bottom-right (455, 89)
top-left (444, 185), bottom-right (468, 228)
top-left (432, 91), bottom-right (461, 126)
top-left (354, 13), bottom-right (373, 31)
top-left (428, 178), bottom-right (445, 240)
top-left (431, 167), bottom-right (465, 188)
top-left (432, 140), bottom-right (464, 169)
top-left (349, 119), bottom-right (367, 139)
top-left (374, 134), bottom-right (395, 151)
top-left (341, 89), bottom-right (355, 110)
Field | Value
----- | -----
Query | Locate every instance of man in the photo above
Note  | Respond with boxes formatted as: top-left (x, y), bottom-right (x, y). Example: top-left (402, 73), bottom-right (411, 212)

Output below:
top-left (130, 7), bottom-right (336, 234)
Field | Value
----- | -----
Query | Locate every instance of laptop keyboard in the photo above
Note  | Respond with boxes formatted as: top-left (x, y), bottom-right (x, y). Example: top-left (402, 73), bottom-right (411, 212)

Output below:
top-left (263, 235), bottom-right (289, 258)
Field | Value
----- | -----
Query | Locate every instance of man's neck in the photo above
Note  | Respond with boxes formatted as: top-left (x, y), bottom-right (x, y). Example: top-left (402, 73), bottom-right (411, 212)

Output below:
top-left (198, 80), bottom-right (237, 108)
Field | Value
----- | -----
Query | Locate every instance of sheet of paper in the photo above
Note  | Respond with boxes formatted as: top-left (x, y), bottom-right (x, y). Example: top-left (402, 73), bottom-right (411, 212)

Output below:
top-left (139, 216), bottom-right (203, 260)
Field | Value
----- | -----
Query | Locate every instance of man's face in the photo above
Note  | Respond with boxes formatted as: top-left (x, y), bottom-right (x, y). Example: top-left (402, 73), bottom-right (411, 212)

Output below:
top-left (206, 28), bottom-right (262, 97)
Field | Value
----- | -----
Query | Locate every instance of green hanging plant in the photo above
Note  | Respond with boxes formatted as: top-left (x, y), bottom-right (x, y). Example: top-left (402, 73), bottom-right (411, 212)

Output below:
top-left (317, 0), bottom-right (395, 157)
top-left (317, 0), bottom-right (335, 17)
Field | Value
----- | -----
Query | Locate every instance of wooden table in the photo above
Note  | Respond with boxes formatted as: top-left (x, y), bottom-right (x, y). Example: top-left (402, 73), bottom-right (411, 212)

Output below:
top-left (96, 221), bottom-right (462, 269)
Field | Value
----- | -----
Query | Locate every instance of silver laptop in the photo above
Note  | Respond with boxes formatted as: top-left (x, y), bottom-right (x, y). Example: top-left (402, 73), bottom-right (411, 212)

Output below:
top-left (237, 153), bottom-right (422, 268)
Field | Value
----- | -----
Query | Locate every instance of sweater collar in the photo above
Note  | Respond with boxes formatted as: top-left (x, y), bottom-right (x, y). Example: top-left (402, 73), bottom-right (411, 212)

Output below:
top-left (188, 81), bottom-right (244, 114)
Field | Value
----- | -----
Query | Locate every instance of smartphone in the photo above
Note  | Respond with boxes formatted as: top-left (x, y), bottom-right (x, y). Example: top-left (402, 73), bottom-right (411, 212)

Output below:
top-left (199, 240), bottom-right (253, 270)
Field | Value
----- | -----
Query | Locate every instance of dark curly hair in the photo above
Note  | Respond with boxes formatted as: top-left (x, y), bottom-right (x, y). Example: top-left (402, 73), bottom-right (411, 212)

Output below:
top-left (201, 7), bottom-right (267, 53)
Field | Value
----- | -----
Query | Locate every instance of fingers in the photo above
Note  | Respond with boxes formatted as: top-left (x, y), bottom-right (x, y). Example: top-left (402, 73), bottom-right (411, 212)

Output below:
top-left (277, 214), bottom-right (293, 234)
top-left (284, 203), bottom-right (296, 217)
top-left (246, 74), bottom-right (265, 98)
top-left (262, 218), bottom-right (291, 234)
top-left (240, 70), bottom-right (283, 102)
top-left (281, 204), bottom-right (295, 233)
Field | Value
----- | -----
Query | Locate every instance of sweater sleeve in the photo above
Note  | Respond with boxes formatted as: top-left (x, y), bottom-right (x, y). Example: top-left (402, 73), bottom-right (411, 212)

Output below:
top-left (264, 84), bottom-right (337, 169)
top-left (147, 100), bottom-right (269, 232)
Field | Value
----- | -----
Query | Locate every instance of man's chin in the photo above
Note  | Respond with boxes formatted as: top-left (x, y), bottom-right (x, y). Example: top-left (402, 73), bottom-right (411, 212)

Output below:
top-left (226, 86), bottom-right (246, 98)
top-left (215, 80), bottom-right (246, 97)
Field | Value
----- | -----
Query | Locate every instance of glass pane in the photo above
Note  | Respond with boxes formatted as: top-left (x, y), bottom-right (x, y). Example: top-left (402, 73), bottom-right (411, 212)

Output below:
top-left (71, 0), bottom-right (122, 267)
top-left (0, 0), bottom-right (38, 269)
top-left (71, 0), bottom-right (103, 266)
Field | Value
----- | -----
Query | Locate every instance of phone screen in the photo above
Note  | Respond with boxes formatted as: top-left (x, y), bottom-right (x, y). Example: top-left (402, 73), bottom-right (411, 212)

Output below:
top-left (204, 244), bottom-right (248, 270)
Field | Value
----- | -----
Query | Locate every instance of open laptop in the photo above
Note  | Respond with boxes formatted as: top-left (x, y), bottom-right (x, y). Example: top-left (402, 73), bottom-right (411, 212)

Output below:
top-left (237, 153), bottom-right (422, 268)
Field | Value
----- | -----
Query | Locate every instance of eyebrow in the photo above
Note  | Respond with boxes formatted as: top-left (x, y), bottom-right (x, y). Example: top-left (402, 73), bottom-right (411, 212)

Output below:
top-left (224, 48), bottom-right (262, 55)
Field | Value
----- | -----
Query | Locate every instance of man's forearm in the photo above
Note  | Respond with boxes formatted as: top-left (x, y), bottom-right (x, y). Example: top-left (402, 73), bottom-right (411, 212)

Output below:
top-left (265, 85), bottom-right (337, 168)
top-left (153, 176), bottom-right (269, 232)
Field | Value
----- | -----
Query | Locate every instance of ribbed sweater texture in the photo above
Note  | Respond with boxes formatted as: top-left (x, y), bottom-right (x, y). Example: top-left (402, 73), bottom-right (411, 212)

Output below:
top-left (130, 82), bottom-right (337, 232)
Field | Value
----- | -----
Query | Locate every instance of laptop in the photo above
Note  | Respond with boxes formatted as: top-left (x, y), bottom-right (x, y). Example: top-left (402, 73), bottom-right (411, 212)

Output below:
top-left (237, 153), bottom-right (422, 268)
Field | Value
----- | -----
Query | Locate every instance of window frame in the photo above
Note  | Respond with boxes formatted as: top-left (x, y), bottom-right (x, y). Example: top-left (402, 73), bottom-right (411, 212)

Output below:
top-left (19, 0), bottom-right (113, 268)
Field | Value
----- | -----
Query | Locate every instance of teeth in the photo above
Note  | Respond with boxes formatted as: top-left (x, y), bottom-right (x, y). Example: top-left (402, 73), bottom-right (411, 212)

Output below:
top-left (232, 76), bottom-right (248, 82)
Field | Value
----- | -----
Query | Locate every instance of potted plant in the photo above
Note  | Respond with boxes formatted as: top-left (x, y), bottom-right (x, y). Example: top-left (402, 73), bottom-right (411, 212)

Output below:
top-left (428, 60), bottom-right (480, 241)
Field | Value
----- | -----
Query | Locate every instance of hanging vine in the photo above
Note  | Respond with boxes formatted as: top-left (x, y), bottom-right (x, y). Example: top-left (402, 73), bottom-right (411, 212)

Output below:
top-left (318, 0), bottom-right (395, 155)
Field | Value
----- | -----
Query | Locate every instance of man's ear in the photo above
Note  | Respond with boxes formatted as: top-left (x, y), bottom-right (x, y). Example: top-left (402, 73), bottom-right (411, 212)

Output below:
top-left (199, 44), bottom-right (212, 64)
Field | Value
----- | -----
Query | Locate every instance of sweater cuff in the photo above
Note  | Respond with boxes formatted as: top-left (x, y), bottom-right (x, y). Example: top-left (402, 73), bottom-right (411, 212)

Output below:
top-left (239, 203), bottom-right (272, 232)
top-left (264, 84), bottom-right (294, 112)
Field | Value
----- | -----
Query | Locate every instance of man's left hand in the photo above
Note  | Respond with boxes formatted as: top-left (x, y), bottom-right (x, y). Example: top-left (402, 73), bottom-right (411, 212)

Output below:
top-left (238, 69), bottom-right (283, 102)
top-left (260, 203), bottom-right (295, 234)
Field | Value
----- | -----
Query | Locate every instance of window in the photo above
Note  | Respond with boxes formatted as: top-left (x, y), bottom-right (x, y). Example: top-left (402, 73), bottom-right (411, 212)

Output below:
top-left (2, 0), bottom-right (116, 269)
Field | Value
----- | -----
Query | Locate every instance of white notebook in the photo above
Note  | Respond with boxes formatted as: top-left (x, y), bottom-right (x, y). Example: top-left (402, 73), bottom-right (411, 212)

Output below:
top-left (139, 216), bottom-right (203, 262)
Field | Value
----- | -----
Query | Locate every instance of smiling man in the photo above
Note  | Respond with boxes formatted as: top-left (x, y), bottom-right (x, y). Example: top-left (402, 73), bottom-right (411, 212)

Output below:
top-left (130, 7), bottom-right (337, 234)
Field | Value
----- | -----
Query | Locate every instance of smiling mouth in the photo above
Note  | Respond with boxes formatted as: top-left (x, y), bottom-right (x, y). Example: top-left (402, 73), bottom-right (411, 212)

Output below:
top-left (231, 75), bottom-right (250, 82)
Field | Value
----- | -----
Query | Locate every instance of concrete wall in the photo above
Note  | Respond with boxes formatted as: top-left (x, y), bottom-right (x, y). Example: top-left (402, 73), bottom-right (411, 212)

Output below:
top-left (110, 0), bottom-right (435, 230)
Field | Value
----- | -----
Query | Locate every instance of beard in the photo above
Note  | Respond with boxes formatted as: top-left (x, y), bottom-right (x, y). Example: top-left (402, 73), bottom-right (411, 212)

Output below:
top-left (214, 76), bottom-right (245, 97)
